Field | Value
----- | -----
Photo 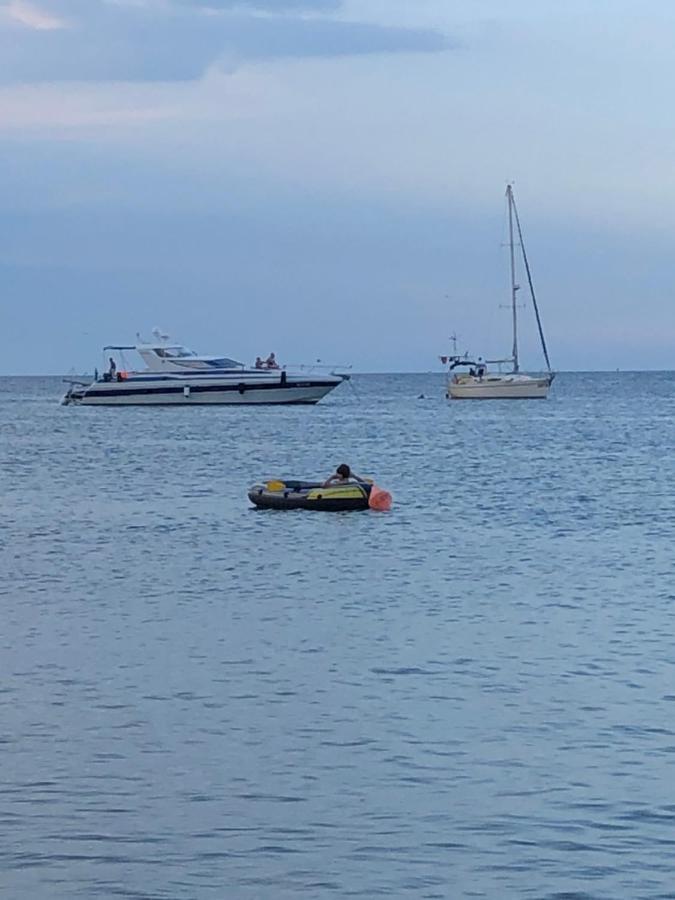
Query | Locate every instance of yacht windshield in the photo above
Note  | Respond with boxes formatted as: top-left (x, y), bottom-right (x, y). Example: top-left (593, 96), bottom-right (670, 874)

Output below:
top-left (154, 346), bottom-right (196, 359)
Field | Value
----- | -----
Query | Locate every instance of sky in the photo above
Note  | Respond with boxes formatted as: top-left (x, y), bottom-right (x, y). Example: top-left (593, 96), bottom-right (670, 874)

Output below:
top-left (1, 0), bottom-right (674, 373)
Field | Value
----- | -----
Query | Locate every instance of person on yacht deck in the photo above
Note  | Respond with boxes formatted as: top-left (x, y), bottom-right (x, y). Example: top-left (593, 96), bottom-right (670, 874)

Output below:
top-left (255, 357), bottom-right (264, 369)
top-left (265, 352), bottom-right (279, 369)
top-left (108, 357), bottom-right (116, 377)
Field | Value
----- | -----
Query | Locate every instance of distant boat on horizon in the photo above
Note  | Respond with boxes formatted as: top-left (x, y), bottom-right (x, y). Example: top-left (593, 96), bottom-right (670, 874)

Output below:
top-left (441, 184), bottom-right (555, 400)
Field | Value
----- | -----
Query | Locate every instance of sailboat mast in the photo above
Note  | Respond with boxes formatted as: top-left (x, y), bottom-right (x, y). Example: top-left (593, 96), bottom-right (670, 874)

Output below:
top-left (507, 184), bottom-right (519, 373)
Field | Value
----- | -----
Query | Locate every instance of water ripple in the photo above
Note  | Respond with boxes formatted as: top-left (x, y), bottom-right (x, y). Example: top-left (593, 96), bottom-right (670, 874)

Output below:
top-left (2, 373), bottom-right (675, 898)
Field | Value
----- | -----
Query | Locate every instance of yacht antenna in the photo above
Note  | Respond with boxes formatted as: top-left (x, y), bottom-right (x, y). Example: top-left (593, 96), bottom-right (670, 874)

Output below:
top-left (510, 190), bottom-right (553, 374)
top-left (506, 184), bottom-right (519, 373)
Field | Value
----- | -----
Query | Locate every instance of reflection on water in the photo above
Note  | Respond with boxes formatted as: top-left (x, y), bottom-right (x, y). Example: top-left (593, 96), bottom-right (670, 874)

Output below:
top-left (2, 373), bottom-right (675, 898)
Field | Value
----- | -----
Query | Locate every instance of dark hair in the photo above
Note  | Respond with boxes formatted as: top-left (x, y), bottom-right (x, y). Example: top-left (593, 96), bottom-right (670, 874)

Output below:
top-left (336, 464), bottom-right (351, 479)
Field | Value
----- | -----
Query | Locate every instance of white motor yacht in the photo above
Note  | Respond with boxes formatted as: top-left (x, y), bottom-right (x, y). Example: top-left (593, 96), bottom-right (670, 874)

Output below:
top-left (63, 332), bottom-right (348, 406)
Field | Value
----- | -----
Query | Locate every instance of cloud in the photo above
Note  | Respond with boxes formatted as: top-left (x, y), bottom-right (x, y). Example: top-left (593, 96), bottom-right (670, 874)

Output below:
top-left (0, 0), bottom-right (450, 84)
top-left (174, 0), bottom-right (342, 9)
top-left (2, 0), bottom-right (67, 29)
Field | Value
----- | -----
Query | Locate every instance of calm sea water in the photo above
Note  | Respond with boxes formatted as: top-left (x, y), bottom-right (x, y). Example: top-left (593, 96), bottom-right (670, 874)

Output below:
top-left (2, 372), bottom-right (675, 899)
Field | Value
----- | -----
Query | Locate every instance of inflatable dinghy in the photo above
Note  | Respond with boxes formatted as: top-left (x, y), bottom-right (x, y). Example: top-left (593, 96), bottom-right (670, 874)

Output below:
top-left (248, 480), bottom-right (391, 512)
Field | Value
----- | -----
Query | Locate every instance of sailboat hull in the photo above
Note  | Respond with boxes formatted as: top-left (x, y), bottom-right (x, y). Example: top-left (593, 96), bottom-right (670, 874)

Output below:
top-left (447, 374), bottom-right (553, 400)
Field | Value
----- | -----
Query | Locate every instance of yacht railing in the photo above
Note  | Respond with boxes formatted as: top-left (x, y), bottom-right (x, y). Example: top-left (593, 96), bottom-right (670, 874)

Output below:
top-left (284, 362), bottom-right (353, 374)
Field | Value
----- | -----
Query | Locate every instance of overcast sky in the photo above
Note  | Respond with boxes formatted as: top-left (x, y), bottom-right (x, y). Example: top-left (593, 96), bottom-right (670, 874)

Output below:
top-left (1, 0), bottom-right (674, 373)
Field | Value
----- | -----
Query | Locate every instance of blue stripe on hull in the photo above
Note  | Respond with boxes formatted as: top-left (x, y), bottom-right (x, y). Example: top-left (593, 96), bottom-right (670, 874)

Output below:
top-left (82, 399), bottom-right (322, 406)
top-left (83, 380), bottom-right (334, 400)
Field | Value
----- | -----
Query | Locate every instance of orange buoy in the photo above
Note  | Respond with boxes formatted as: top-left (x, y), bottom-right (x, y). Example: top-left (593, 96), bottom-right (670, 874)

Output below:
top-left (368, 485), bottom-right (392, 511)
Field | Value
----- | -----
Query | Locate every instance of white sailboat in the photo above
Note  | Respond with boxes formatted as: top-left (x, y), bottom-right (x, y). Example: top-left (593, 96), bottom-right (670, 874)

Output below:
top-left (443, 185), bottom-right (555, 400)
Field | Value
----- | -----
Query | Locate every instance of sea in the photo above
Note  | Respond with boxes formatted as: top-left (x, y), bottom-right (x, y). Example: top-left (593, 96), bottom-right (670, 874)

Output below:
top-left (2, 372), bottom-right (675, 899)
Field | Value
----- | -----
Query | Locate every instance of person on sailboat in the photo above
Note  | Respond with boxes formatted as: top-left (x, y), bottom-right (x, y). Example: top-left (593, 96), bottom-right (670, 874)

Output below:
top-left (476, 358), bottom-right (487, 378)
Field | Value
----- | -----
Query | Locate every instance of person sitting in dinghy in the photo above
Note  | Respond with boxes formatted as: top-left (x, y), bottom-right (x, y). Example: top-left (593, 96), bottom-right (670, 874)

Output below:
top-left (323, 464), bottom-right (364, 487)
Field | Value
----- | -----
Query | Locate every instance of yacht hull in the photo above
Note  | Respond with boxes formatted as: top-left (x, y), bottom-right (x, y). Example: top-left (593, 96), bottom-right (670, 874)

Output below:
top-left (447, 375), bottom-right (553, 400)
top-left (64, 375), bottom-right (344, 406)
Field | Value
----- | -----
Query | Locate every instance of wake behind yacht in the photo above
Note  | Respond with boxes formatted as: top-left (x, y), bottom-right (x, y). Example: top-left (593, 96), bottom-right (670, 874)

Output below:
top-left (62, 332), bottom-right (348, 406)
top-left (442, 185), bottom-right (555, 400)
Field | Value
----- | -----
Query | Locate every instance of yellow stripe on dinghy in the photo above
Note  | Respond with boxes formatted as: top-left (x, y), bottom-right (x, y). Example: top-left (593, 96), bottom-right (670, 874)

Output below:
top-left (306, 486), bottom-right (366, 501)
top-left (265, 480), bottom-right (285, 491)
